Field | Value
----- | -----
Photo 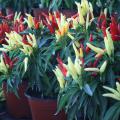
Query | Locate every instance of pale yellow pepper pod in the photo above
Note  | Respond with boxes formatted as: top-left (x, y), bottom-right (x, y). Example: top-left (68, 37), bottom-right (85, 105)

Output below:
top-left (106, 28), bottom-right (114, 55)
top-left (74, 57), bottom-right (82, 75)
top-left (104, 36), bottom-right (113, 57)
top-left (25, 14), bottom-right (34, 28)
top-left (14, 12), bottom-right (21, 23)
top-left (53, 66), bottom-right (65, 89)
top-left (84, 68), bottom-right (100, 72)
top-left (79, 48), bottom-right (83, 58)
top-left (116, 82), bottom-right (120, 93)
top-left (67, 57), bottom-right (78, 80)
top-left (100, 61), bottom-right (107, 74)
top-left (86, 43), bottom-right (104, 54)
top-left (0, 55), bottom-right (8, 74)
top-left (75, 2), bottom-right (85, 25)
top-left (73, 43), bottom-right (80, 58)
top-left (80, 0), bottom-right (89, 16)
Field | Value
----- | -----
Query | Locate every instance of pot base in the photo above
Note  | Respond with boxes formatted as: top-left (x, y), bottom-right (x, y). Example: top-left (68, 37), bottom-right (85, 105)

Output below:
top-left (2, 82), bottom-right (31, 119)
top-left (28, 98), bottom-right (67, 120)
top-left (25, 88), bottom-right (67, 120)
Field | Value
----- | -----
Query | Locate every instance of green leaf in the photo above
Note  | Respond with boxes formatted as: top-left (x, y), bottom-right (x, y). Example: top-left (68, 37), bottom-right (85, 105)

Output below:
top-left (57, 86), bottom-right (79, 114)
top-left (78, 92), bottom-right (87, 109)
top-left (106, 66), bottom-right (115, 87)
top-left (111, 106), bottom-right (120, 120)
top-left (49, 0), bottom-right (58, 11)
top-left (56, 92), bottom-right (70, 114)
top-left (64, 0), bottom-right (71, 8)
top-left (103, 102), bottom-right (120, 120)
top-left (67, 102), bottom-right (79, 120)
top-left (57, 0), bottom-right (62, 7)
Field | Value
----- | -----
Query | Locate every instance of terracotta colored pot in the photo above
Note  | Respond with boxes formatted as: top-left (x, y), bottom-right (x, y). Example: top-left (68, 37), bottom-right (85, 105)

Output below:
top-left (2, 82), bottom-right (31, 119)
top-left (61, 10), bottom-right (77, 18)
top-left (26, 92), bottom-right (67, 120)
top-left (33, 8), bottom-right (48, 20)
top-left (33, 8), bottom-right (76, 19)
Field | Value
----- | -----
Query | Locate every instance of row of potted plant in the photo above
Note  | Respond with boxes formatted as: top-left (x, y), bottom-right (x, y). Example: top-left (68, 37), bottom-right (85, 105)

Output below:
top-left (0, 0), bottom-right (120, 120)
top-left (1, 0), bottom-right (120, 17)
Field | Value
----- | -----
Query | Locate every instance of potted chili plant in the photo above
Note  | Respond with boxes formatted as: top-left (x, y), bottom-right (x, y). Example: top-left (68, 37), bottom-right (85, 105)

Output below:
top-left (53, 0), bottom-right (120, 119)
top-left (0, 14), bottom-right (32, 118)
top-left (11, 13), bottom-right (66, 120)
top-left (0, 52), bottom-right (31, 118)
top-left (18, 33), bottom-right (66, 120)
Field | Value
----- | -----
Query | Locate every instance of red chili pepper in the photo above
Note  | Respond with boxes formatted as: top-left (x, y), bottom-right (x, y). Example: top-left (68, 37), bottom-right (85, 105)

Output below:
top-left (85, 46), bottom-right (91, 54)
top-left (97, 13), bottom-right (106, 29)
top-left (118, 23), bottom-right (120, 34)
top-left (51, 15), bottom-right (58, 29)
top-left (19, 23), bottom-right (25, 32)
top-left (57, 56), bottom-right (67, 77)
top-left (14, 20), bottom-right (19, 33)
top-left (3, 52), bottom-right (18, 69)
top-left (101, 23), bottom-right (106, 37)
top-left (0, 24), bottom-right (4, 37)
top-left (93, 59), bottom-right (99, 67)
top-left (110, 16), bottom-right (120, 41)
top-left (3, 52), bottom-right (11, 66)
top-left (85, 34), bottom-right (93, 53)
top-left (58, 64), bottom-right (67, 77)
top-left (22, 35), bottom-right (32, 47)
top-left (80, 58), bottom-right (84, 65)
top-left (47, 23), bottom-right (55, 34)
top-left (35, 22), bottom-right (40, 30)
top-left (43, 19), bottom-right (55, 34)
top-left (4, 22), bottom-right (10, 33)
top-left (89, 34), bottom-right (93, 42)
top-left (42, 12), bottom-right (59, 33)
top-left (0, 21), bottom-right (10, 37)
top-left (41, 12), bottom-right (49, 20)
top-left (55, 11), bottom-right (60, 19)
top-left (33, 18), bottom-right (39, 30)
top-left (19, 15), bottom-right (24, 22)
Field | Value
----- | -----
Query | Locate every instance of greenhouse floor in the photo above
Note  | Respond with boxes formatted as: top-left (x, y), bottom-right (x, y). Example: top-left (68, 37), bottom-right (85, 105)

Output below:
top-left (0, 112), bottom-right (31, 120)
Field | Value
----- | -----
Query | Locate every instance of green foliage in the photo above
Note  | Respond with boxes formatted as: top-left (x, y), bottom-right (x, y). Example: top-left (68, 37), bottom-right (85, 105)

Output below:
top-left (0, 55), bottom-right (22, 95)
top-left (103, 102), bottom-right (120, 120)
top-left (0, 0), bottom-right (40, 12)
top-left (0, 0), bottom-right (120, 119)
top-left (0, 87), bottom-right (5, 101)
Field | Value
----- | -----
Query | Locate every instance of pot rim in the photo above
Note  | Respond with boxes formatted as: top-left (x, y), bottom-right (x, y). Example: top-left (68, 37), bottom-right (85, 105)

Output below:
top-left (25, 89), bottom-right (57, 101)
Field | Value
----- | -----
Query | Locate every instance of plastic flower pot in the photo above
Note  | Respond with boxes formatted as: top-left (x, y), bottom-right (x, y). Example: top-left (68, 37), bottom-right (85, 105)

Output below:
top-left (61, 10), bottom-right (77, 18)
top-left (25, 88), bottom-right (67, 120)
top-left (33, 8), bottom-right (76, 19)
top-left (2, 82), bottom-right (31, 119)
top-left (33, 8), bottom-right (48, 20)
